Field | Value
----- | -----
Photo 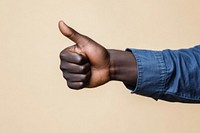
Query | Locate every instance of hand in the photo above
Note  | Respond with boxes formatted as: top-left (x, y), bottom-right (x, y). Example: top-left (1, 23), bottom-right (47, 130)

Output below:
top-left (59, 21), bottom-right (111, 89)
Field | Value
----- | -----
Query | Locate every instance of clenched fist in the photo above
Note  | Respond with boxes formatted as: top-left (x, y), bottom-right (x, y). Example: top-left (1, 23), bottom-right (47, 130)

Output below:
top-left (59, 21), bottom-right (137, 90)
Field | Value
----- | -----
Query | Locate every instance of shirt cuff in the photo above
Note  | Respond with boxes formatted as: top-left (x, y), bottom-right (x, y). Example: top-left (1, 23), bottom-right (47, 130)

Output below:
top-left (124, 48), bottom-right (167, 100)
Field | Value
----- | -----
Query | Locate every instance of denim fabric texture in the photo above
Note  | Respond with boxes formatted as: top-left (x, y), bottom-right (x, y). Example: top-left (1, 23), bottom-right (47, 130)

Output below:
top-left (125, 45), bottom-right (200, 103)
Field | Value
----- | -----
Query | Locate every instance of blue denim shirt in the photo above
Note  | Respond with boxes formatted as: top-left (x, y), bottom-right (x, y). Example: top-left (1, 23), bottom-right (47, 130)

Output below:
top-left (125, 45), bottom-right (200, 103)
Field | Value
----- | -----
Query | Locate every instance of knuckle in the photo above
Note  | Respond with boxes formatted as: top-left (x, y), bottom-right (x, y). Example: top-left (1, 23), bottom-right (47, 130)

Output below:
top-left (67, 81), bottom-right (74, 89)
top-left (79, 65), bottom-right (85, 73)
top-left (60, 63), bottom-right (66, 70)
top-left (76, 55), bottom-right (82, 64)
top-left (67, 81), bottom-right (84, 90)
top-left (63, 73), bottom-right (69, 80)
top-left (68, 31), bottom-right (76, 40)
top-left (60, 64), bottom-right (64, 70)
top-left (80, 73), bottom-right (90, 83)
top-left (76, 55), bottom-right (86, 65)
top-left (78, 82), bottom-right (84, 88)
top-left (67, 83), bottom-right (74, 89)
top-left (79, 64), bottom-right (89, 73)
top-left (76, 54), bottom-right (88, 64)
top-left (80, 74), bottom-right (87, 82)
top-left (60, 62), bottom-right (71, 71)
top-left (59, 51), bottom-right (65, 59)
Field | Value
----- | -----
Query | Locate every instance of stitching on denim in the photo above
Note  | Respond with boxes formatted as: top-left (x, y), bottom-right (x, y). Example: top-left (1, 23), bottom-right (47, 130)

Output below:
top-left (154, 51), bottom-right (167, 98)
top-left (134, 53), bottom-right (143, 91)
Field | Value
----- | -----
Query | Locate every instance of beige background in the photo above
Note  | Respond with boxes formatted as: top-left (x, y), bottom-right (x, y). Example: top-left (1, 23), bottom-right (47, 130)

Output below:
top-left (1, 0), bottom-right (200, 133)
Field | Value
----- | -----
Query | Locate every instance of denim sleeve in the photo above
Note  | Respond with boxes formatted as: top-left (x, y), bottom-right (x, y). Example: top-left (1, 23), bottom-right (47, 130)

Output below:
top-left (125, 45), bottom-right (200, 103)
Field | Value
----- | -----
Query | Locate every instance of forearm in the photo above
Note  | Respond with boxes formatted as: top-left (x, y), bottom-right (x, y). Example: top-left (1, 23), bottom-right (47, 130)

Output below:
top-left (108, 49), bottom-right (138, 86)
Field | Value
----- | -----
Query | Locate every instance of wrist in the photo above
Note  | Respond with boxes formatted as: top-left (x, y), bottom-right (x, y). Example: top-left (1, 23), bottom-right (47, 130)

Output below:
top-left (108, 49), bottom-right (138, 86)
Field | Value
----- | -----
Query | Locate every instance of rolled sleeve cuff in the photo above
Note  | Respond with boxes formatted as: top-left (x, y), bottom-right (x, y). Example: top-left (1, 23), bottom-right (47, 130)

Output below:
top-left (125, 48), bottom-right (167, 100)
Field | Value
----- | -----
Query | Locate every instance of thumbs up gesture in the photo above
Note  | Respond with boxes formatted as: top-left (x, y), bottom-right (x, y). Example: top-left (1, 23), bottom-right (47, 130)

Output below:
top-left (59, 21), bottom-right (111, 89)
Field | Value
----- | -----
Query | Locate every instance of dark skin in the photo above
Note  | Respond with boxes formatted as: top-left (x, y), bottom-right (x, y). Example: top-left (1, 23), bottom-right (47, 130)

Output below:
top-left (59, 21), bottom-right (138, 89)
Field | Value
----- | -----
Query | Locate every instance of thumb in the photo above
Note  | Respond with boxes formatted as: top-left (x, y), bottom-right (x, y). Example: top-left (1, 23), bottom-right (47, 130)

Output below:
top-left (58, 20), bottom-right (84, 43)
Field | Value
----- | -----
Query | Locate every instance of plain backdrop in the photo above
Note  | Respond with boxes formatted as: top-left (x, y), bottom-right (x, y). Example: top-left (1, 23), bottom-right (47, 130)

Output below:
top-left (1, 0), bottom-right (200, 133)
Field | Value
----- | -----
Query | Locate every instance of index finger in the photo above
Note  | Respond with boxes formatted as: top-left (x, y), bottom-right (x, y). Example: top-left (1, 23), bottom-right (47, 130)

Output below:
top-left (60, 49), bottom-right (88, 65)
